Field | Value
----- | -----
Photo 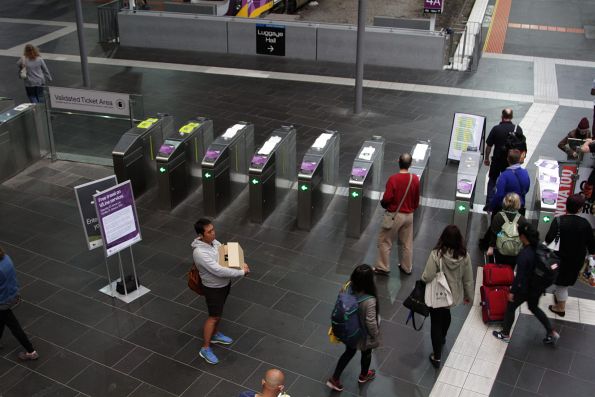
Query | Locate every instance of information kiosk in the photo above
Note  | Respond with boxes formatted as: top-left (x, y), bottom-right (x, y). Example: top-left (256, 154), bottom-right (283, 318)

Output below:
top-left (156, 117), bottom-right (214, 210)
top-left (112, 115), bottom-right (170, 197)
top-left (533, 158), bottom-right (560, 237)
top-left (201, 122), bottom-right (254, 216)
top-left (347, 136), bottom-right (385, 238)
top-left (297, 131), bottom-right (340, 230)
top-left (248, 125), bottom-right (297, 223)
top-left (453, 149), bottom-right (481, 239)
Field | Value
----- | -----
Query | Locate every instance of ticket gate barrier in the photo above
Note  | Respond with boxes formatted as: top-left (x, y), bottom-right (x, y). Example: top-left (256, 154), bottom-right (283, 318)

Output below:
top-left (248, 125), bottom-right (297, 223)
top-left (201, 122), bottom-right (254, 216)
top-left (297, 130), bottom-right (340, 230)
top-left (347, 136), bottom-right (385, 238)
top-left (410, 140), bottom-right (431, 235)
top-left (112, 115), bottom-right (171, 197)
top-left (453, 149), bottom-right (481, 240)
top-left (0, 103), bottom-right (49, 184)
top-left (533, 158), bottom-right (560, 237)
top-left (156, 117), bottom-right (214, 210)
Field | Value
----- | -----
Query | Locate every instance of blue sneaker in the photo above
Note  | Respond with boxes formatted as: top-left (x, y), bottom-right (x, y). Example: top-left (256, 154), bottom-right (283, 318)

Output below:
top-left (199, 347), bottom-right (219, 364)
top-left (211, 332), bottom-right (233, 345)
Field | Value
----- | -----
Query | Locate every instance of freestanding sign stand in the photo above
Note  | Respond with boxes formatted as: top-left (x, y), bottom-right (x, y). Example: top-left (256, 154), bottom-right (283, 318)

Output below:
top-left (93, 180), bottom-right (150, 303)
top-left (446, 112), bottom-right (486, 163)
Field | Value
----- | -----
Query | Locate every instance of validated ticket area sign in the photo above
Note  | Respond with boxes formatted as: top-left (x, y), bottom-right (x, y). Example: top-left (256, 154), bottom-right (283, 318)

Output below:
top-left (256, 24), bottom-right (285, 56)
top-left (93, 181), bottom-right (142, 257)
top-left (48, 86), bottom-right (130, 116)
top-left (424, 0), bottom-right (444, 14)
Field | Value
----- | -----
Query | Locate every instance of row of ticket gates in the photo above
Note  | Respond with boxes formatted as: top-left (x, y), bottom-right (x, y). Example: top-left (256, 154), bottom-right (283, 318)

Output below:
top-left (111, 115), bottom-right (433, 237)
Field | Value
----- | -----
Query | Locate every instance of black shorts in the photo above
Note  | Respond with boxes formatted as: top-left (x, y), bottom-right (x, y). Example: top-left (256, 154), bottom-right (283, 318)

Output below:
top-left (202, 282), bottom-right (231, 317)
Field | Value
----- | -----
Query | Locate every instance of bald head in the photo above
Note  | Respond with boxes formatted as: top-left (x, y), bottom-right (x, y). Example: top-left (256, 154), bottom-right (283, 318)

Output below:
top-left (262, 368), bottom-right (285, 394)
top-left (399, 153), bottom-right (412, 170)
top-left (502, 108), bottom-right (513, 120)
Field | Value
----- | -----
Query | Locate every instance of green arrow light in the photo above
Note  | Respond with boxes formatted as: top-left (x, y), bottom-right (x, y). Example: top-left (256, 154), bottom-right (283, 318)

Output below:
top-left (300, 184), bottom-right (308, 191)
top-left (159, 167), bottom-right (166, 173)
top-left (351, 191), bottom-right (360, 198)
top-left (543, 215), bottom-right (552, 223)
top-left (251, 178), bottom-right (259, 185)
top-left (204, 172), bottom-right (212, 179)
top-left (457, 204), bottom-right (467, 213)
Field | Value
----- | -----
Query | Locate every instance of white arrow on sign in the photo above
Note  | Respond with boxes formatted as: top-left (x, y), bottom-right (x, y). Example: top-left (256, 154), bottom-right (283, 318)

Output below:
top-left (268, 45), bottom-right (274, 52)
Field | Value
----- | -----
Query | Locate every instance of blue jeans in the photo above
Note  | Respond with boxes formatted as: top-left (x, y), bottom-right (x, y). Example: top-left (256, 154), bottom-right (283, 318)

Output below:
top-left (25, 86), bottom-right (44, 103)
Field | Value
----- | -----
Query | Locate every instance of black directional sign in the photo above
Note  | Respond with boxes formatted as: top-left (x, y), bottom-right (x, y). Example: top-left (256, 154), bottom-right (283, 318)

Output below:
top-left (256, 24), bottom-right (285, 57)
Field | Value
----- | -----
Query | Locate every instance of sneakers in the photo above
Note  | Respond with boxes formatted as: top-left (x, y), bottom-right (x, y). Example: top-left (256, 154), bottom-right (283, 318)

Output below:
top-left (211, 332), bottom-right (233, 345)
top-left (326, 377), bottom-right (344, 391)
top-left (358, 369), bottom-right (376, 384)
top-left (398, 265), bottom-right (412, 275)
top-left (18, 351), bottom-right (39, 361)
top-left (429, 353), bottom-right (441, 369)
top-left (543, 331), bottom-right (560, 346)
top-left (199, 347), bottom-right (219, 365)
top-left (492, 330), bottom-right (511, 343)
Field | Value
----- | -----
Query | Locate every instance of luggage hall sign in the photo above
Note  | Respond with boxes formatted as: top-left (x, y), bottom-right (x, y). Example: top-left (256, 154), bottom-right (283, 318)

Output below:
top-left (256, 24), bottom-right (285, 56)
top-left (424, 0), bottom-right (444, 13)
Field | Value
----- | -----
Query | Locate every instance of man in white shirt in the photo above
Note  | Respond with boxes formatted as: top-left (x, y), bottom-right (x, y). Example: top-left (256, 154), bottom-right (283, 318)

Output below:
top-left (192, 218), bottom-right (249, 365)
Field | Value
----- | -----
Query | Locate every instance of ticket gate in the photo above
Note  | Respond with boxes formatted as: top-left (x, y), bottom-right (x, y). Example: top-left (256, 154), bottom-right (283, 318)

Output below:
top-left (453, 149), bottom-right (481, 239)
top-left (410, 140), bottom-right (431, 234)
top-left (0, 103), bottom-right (49, 183)
top-left (533, 157), bottom-right (560, 237)
top-left (248, 125), bottom-right (297, 223)
top-left (201, 122), bottom-right (254, 216)
top-left (347, 136), bottom-right (385, 238)
top-left (297, 130), bottom-right (340, 230)
top-left (156, 117), bottom-right (214, 210)
top-left (113, 115), bottom-right (170, 197)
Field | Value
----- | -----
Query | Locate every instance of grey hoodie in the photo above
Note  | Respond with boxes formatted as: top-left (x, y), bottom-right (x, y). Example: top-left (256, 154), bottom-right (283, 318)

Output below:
top-left (421, 249), bottom-right (474, 307)
top-left (17, 56), bottom-right (52, 87)
top-left (191, 238), bottom-right (244, 288)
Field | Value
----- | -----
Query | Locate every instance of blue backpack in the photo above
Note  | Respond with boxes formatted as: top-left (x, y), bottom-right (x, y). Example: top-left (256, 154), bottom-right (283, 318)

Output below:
top-left (331, 284), bottom-right (372, 347)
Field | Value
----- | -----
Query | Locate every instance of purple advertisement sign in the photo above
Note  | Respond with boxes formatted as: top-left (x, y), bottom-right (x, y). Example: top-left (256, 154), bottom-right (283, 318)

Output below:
top-left (205, 149), bottom-right (220, 161)
top-left (457, 179), bottom-right (472, 194)
top-left (159, 144), bottom-right (176, 156)
top-left (352, 167), bottom-right (368, 177)
top-left (424, 0), bottom-right (444, 13)
top-left (301, 161), bottom-right (317, 172)
top-left (93, 181), bottom-right (142, 257)
top-left (251, 155), bottom-right (268, 166)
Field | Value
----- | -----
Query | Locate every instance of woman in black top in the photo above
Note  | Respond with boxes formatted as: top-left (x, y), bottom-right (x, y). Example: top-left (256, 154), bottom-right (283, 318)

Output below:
top-left (545, 194), bottom-right (595, 316)
top-left (487, 192), bottom-right (529, 267)
top-left (493, 224), bottom-right (559, 345)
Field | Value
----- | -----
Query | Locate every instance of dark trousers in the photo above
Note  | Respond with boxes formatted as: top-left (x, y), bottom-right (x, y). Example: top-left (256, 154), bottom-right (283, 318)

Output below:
top-left (502, 290), bottom-right (552, 335)
top-left (430, 307), bottom-right (451, 360)
top-left (486, 176), bottom-right (498, 210)
top-left (332, 345), bottom-right (372, 379)
top-left (0, 309), bottom-right (34, 353)
top-left (25, 86), bottom-right (44, 103)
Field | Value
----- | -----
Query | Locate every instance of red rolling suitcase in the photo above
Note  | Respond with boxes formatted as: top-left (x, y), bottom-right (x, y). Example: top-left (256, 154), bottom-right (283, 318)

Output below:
top-left (480, 285), bottom-right (510, 323)
top-left (483, 263), bottom-right (514, 287)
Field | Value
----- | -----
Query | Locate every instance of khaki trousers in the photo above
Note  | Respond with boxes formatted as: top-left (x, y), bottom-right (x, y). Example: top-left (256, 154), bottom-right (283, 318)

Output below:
top-left (375, 212), bottom-right (414, 273)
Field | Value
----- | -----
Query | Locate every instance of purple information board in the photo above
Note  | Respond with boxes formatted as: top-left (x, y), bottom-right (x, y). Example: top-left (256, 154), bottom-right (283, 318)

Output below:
top-left (457, 179), bottom-right (472, 194)
top-left (251, 155), bottom-right (268, 166)
top-left (93, 181), bottom-right (142, 257)
top-left (542, 189), bottom-right (557, 205)
top-left (352, 167), bottom-right (368, 177)
top-left (205, 149), bottom-right (220, 161)
top-left (159, 144), bottom-right (176, 156)
top-left (424, 0), bottom-right (444, 14)
top-left (301, 161), bottom-right (317, 172)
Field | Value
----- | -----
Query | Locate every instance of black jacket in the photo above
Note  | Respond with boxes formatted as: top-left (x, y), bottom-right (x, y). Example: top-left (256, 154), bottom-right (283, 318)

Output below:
top-left (511, 245), bottom-right (535, 295)
top-left (486, 121), bottom-right (525, 178)
top-left (545, 215), bottom-right (595, 286)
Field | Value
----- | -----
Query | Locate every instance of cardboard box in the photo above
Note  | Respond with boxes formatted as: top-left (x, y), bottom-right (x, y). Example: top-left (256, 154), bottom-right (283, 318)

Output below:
top-left (218, 242), bottom-right (244, 269)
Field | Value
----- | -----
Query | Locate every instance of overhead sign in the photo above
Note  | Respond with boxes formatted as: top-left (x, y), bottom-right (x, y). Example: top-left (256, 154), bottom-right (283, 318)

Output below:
top-left (256, 24), bottom-right (285, 56)
top-left (424, 0), bottom-right (444, 14)
top-left (74, 175), bottom-right (118, 250)
top-left (48, 86), bottom-right (130, 116)
top-left (93, 181), bottom-right (142, 257)
top-left (447, 112), bottom-right (486, 161)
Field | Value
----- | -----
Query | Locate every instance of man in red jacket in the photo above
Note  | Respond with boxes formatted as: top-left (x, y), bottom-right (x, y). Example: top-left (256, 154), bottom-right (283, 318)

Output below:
top-left (374, 153), bottom-right (421, 275)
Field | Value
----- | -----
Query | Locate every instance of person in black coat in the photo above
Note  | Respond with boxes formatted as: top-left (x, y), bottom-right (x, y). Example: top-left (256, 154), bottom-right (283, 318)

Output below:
top-left (545, 194), bottom-right (595, 316)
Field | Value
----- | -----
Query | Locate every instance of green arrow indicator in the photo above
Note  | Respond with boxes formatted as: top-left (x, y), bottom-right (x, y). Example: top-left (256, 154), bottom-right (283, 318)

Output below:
top-left (457, 204), bottom-right (467, 212)
top-left (159, 167), bottom-right (166, 173)
top-left (300, 184), bottom-right (308, 191)
top-left (251, 178), bottom-right (259, 185)
top-left (204, 172), bottom-right (212, 178)
top-left (543, 215), bottom-right (552, 223)
top-left (351, 191), bottom-right (360, 198)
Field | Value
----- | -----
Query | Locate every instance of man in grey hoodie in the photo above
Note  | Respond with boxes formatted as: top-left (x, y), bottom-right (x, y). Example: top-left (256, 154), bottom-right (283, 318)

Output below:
top-left (192, 218), bottom-right (249, 365)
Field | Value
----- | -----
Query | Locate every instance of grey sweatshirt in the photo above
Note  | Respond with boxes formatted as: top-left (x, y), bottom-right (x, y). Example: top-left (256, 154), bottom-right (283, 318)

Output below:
top-left (421, 249), bottom-right (474, 307)
top-left (191, 238), bottom-right (244, 288)
top-left (17, 57), bottom-right (52, 87)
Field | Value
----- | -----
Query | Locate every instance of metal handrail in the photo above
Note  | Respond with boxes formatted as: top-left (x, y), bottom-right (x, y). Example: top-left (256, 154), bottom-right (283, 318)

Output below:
top-left (98, 0), bottom-right (124, 43)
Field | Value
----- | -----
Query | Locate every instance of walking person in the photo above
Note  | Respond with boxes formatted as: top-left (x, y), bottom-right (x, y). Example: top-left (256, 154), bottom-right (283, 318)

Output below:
top-left (545, 194), bottom-right (595, 317)
top-left (327, 265), bottom-right (380, 392)
top-left (16, 44), bottom-right (52, 103)
top-left (486, 193), bottom-right (529, 267)
top-left (422, 225), bottom-right (474, 368)
top-left (489, 150), bottom-right (530, 215)
top-left (0, 247), bottom-right (39, 361)
top-left (493, 224), bottom-right (560, 344)
top-left (192, 218), bottom-right (249, 365)
top-left (374, 153), bottom-right (420, 276)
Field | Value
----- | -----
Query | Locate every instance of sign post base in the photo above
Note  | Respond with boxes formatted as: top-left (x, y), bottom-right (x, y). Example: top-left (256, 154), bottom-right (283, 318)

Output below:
top-left (99, 281), bottom-right (151, 303)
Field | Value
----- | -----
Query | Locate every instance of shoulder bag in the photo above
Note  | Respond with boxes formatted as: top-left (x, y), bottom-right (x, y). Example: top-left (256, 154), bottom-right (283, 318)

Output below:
top-left (424, 256), bottom-right (453, 308)
top-left (403, 280), bottom-right (429, 331)
top-left (187, 264), bottom-right (204, 295)
top-left (381, 174), bottom-right (413, 229)
top-left (19, 57), bottom-right (27, 80)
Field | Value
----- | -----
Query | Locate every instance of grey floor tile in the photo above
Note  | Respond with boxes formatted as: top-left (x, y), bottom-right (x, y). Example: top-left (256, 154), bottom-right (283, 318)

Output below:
top-left (36, 348), bottom-right (93, 384)
top-left (31, 259), bottom-right (99, 292)
top-left (130, 353), bottom-right (202, 395)
top-left (19, 279), bottom-right (62, 304)
top-left (180, 373), bottom-right (221, 397)
top-left (229, 278), bottom-right (287, 308)
top-left (231, 329), bottom-right (267, 355)
top-left (515, 363), bottom-right (545, 393)
top-left (68, 328), bottom-right (136, 367)
top-left (205, 379), bottom-right (246, 397)
top-left (525, 345), bottom-right (574, 373)
top-left (188, 347), bottom-right (262, 385)
top-left (133, 296), bottom-right (200, 330)
top-left (305, 301), bottom-right (335, 326)
top-left (128, 383), bottom-right (177, 397)
top-left (125, 320), bottom-right (193, 357)
top-left (272, 291), bottom-right (318, 319)
top-left (39, 289), bottom-right (113, 327)
top-left (276, 271), bottom-right (341, 304)
top-left (68, 363), bottom-right (141, 397)
top-left (25, 312), bottom-right (90, 347)
top-left (4, 371), bottom-right (78, 397)
top-left (490, 380), bottom-right (514, 397)
top-left (495, 357), bottom-right (524, 386)
top-left (568, 352), bottom-right (595, 384)
top-left (95, 310), bottom-right (147, 339)
top-left (113, 346), bottom-right (153, 374)
top-left (189, 294), bottom-right (253, 322)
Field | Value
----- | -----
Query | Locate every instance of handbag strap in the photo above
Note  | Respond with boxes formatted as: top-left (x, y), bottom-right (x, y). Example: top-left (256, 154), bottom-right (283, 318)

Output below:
top-left (395, 174), bottom-right (413, 214)
top-left (406, 309), bottom-right (426, 331)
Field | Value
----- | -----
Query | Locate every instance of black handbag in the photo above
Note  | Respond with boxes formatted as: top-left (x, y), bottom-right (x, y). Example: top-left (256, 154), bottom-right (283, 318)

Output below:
top-left (403, 280), bottom-right (430, 331)
top-left (116, 275), bottom-right (140, 295)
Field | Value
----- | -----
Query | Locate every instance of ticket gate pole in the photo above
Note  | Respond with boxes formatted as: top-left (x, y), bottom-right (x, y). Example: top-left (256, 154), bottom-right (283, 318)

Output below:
top-left (202, 122), bottom-right (255, 216)
top-left (534, 157), bottom-right (560, 237)
top-left (249, 125), bottom-right (296, 223)
top-left (347, 136), bottom-right (385, 238)
top-left (297, 130), bottom-right (340, 230)
top-left (453, 149), bottom-right (481, 240)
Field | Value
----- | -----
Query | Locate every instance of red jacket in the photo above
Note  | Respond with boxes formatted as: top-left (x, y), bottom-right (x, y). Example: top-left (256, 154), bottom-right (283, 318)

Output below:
top-left (381, 172), bottom-right (420, 213)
